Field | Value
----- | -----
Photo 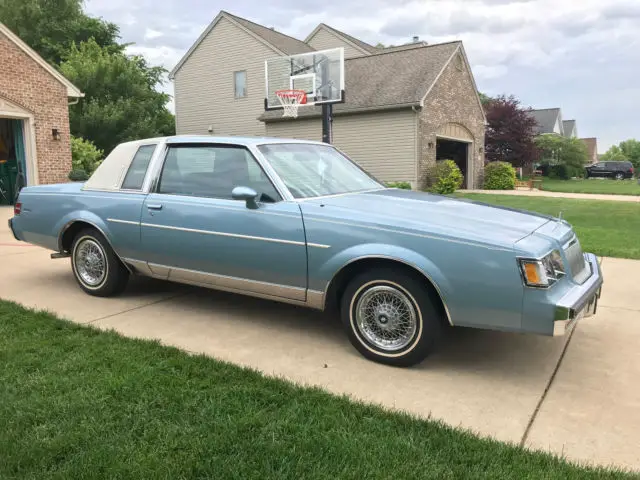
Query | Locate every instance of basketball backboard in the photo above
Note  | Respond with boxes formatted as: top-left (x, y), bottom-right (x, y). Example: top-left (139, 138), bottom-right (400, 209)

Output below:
top-left (264, 47), bottom-right (345, 111)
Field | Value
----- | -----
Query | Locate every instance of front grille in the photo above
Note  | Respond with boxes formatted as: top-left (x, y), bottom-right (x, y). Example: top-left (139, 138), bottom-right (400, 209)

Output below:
top-left (564, 237), bottom-right (590, 284)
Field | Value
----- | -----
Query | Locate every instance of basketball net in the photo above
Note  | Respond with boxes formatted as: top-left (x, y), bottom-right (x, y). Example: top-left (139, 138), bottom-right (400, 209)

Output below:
top-left (275, 89), bottom-right (307, 118)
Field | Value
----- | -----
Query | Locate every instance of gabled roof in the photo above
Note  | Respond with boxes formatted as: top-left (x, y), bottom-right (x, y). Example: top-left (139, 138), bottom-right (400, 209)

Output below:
top-left (170, 11), bottom-right (313, 79)
top-left (562, 119), bottom-right (576, 137)
top-left (305, 23), bottom-right (378, 55)
top-left (260, 41), bottom-right (465, 121)
top-left (223, 11), bottom-right (313, 55)
top-left (529, 108), bottom-right (562, 135)
top-left (0, 22), bottom-right (83, 98)
top-left (379, 42), bottom-right (429, 53)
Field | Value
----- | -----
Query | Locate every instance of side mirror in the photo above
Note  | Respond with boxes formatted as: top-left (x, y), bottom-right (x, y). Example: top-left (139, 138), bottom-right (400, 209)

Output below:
top-left (232, 186), bottom-right (259, 209)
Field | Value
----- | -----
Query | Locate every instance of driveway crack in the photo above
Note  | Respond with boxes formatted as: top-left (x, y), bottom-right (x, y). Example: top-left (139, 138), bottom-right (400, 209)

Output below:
top-left (82, 290), bottom-right (192, 325)
top-left (519, 324), bottom-right (578, 448)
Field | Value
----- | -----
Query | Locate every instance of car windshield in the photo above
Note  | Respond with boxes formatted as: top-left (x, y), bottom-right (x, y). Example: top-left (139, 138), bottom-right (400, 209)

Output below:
top-left (257, 143), bottom-right (383, 199)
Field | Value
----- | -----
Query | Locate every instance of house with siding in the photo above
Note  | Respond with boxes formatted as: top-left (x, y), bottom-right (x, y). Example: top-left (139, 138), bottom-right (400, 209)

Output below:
top-left (170, 11), bottom-right (486, 189)
top-left (562, 119), bottom-right (577, 138)
top-left (530, 108), bottom-right (565, 136)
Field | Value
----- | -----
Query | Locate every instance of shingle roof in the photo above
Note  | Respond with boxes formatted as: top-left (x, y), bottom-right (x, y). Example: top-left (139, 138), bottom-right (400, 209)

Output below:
top-left (562, 120), bottom-right (576, 137)
top-left (223, 11), bottom-right (314, 55)
top-left (379, 42), bottom-right (429, 52)
top-left (529, 108), bottom-right (562, 135)
top-left (310, 23), bottom-right (379, 54)
top-left (170, 11), bottom-right (313, 78)
top-left (260, 41), bottom-right (461, 121)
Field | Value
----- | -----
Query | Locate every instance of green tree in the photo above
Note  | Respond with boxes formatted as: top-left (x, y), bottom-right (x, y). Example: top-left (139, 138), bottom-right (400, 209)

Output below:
top-left (618, 139), bottom-right (640, 168)
top-left (601, 145), bottom-right (629, 162)
top-left (71, 135), bottom-right (103, 174)
top-left (0, 0), bottom-right (120, 66)
top-left (478, 92), bottom-right (493, 106)
top-left (60, 39), bottom-right (175, 155)
top-left (535, 134), bottom-right (589, 177)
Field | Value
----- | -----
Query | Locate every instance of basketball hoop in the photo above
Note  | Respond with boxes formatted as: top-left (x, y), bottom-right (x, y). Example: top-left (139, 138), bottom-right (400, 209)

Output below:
top-left (275, 89), bottom-right (307, 118)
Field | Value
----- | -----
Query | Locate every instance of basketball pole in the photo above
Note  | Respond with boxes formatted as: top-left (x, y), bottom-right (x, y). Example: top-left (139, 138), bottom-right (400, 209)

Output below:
top-left (321, 103), bottom-right (333, 144)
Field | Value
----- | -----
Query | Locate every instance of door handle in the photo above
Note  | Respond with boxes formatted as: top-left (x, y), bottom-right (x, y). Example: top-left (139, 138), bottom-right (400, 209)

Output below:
top-left (147, 203), bottom-right (163, 210)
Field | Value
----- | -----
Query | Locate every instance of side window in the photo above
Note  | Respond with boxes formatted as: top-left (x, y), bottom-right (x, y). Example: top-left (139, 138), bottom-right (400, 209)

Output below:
top-left (121, 144), bottom-right (156, 190)
top-left (234, 71), bottom-right (247, 98)
top-left (158, 145), bottom-right (280, 202)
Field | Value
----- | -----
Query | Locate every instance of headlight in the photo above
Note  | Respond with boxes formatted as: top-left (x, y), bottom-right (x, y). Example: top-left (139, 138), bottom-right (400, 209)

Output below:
top-left (519, 250), bottom-right (565, 288)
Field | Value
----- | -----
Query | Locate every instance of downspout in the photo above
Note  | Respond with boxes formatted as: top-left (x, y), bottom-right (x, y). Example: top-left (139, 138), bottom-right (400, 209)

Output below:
top-left (412, 105), bottom-right (420, 188)
top-left (68, 98), bottom-right (80, 106)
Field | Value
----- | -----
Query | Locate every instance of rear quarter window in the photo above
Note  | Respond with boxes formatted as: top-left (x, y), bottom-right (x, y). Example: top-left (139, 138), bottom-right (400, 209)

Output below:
top-left (121, 144), bottom-right (157, 190)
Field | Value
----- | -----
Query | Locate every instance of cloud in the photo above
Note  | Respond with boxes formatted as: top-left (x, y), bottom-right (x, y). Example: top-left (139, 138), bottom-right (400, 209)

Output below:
top-left (84, 0), bottom-right (640, 150)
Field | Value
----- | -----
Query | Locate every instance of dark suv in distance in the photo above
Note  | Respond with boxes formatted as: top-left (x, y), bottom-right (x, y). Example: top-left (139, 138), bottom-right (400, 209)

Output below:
top-left (585, 161), bottom-right (634, 180)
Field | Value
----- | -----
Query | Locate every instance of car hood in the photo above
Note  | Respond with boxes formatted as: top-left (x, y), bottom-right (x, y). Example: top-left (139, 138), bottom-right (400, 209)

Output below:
top-left (302, 188), bottom-right (554, 247)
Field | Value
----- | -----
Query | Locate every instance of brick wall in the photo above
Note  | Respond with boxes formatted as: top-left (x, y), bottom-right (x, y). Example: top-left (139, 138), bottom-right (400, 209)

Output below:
top-left (0, 31), bottom-right (72, 184)
top-left (418, 50), bottom-right (486, 189)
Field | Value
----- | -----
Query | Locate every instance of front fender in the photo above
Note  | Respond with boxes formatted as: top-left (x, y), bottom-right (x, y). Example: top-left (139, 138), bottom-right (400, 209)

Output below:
top-left (314, 242), bottom-right (453, 306)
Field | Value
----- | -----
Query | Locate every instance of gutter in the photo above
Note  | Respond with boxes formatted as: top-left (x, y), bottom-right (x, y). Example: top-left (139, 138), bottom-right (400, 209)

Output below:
top-left (259, 102), bottom-right (422, 123)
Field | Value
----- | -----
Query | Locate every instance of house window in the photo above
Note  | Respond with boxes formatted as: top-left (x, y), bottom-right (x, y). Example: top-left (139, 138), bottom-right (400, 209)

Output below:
top-left (234, 71), bottom-right (247, 98)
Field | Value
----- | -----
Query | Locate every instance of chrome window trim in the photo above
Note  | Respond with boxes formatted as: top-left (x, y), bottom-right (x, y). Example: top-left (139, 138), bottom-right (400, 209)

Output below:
top-left (147, 142), bottom-right (290, 203)
top-left (118, 143), bottom-right (159, 191)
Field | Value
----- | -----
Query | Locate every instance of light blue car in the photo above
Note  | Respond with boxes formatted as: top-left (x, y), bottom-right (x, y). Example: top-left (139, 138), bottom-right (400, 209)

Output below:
top-left (8, 136), bottom-right (603, 366)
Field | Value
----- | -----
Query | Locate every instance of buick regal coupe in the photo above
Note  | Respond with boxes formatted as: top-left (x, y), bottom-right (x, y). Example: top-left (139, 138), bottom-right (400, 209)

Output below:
top-left (8, 136), bottom-right (603, 366)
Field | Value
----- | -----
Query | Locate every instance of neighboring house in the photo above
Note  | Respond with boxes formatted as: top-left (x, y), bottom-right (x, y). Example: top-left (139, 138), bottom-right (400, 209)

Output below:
top-left (171, 11), bottom-right (486, 189)
top-left (562, 119), bottom-right (577, 138)
top-left (0, 22), bottom-right (83, 194)
top-left (529, 108), bottom-right (564, 136)
top-left (580, 137), bottom-right (598, 164)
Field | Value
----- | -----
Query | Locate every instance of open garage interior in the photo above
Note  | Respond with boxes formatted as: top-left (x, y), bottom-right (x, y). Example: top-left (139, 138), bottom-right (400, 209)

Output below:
top-left (0, 117), bottom-right (28, 205)
top-left (436, 137), bottom-right (470, 189)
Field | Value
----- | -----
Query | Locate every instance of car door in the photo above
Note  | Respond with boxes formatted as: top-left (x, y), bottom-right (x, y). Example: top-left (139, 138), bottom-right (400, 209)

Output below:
top-left (589, 162), bottom-right (606, 177)
top-left (139, 142), bottom-right (308, 301)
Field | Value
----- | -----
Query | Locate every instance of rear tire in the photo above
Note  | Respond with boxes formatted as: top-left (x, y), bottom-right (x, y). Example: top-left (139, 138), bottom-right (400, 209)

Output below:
top-left (340, 268), bottom-right (444, 367)
top-left (615, 172), bottom-right (624, 180)
top-left (71, 228), bottom-right (129, 297)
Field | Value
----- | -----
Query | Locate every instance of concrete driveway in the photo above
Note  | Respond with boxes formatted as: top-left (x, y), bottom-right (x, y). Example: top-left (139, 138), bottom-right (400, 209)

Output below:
top-left (1, 206), bottom-right (638, 472)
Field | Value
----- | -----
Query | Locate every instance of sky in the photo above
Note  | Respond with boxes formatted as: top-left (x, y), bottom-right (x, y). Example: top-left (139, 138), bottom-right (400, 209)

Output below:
top-left (84, 0), bottom-right (640, 152)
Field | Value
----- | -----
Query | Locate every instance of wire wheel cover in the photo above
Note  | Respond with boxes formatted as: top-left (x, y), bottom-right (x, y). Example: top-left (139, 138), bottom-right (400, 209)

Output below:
top-left (355, 285), bottom-right (418, 351)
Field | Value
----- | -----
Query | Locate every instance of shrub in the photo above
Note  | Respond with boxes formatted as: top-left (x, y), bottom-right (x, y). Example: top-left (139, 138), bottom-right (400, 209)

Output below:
top-left (68, 169), bottom-right (90, 182)
top-left (483, 161), bottom-right (516, 190)
top-left (71, 135), bottom-right (104, 175)
top-left (425, 160), bottom-right (463, 194)
top-left (386, 181), bottom-right (412, 190)
top-left (549, 164), bottom-right (569, 180)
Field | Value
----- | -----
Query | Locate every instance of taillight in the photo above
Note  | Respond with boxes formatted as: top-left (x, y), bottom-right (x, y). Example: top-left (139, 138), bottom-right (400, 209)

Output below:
top-left (14, 202), bottom-right (21, 215)
top-left (630, 167), bottom-right (634, 174)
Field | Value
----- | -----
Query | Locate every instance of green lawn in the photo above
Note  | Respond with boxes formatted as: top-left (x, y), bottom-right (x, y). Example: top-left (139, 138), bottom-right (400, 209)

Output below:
top-left (456, 194), bottom-right (640, 260)
top-left (0, 301), bottom-right (632, 479)
top-left (540, 178), bottom-right (640, 196)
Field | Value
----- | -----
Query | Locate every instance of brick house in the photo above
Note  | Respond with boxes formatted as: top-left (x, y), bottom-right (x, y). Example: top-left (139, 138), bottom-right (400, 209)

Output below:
top-left (0, 22), bottom-right (83, 202)
top-left (170, 11), bottom-right (486, 189)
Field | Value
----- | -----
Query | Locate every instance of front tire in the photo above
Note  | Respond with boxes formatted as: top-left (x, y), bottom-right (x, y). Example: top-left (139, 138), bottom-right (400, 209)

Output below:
top-left (340, 268), bottom-right (444, 367)
top-left (71, 228), bottom-right (129, 297)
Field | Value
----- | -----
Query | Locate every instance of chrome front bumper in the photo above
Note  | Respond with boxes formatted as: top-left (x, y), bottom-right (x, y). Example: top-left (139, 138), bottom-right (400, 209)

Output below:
top-left (553, 253), bottom-right (603, 336)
